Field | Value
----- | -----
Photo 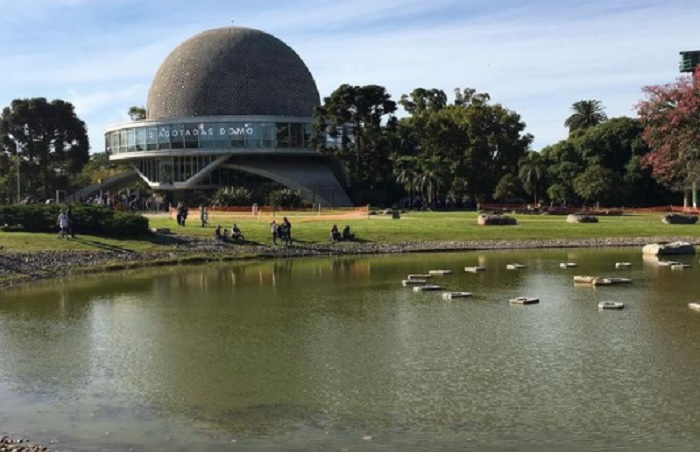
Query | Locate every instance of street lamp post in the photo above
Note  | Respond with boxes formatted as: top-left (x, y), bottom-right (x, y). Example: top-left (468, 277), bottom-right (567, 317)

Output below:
top-left (7, 133), bottom-right (21, 204)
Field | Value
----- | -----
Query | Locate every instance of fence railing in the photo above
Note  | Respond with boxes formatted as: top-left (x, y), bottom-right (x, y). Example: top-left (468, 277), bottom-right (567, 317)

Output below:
top-left (168, 205), bottom-right (369, 221)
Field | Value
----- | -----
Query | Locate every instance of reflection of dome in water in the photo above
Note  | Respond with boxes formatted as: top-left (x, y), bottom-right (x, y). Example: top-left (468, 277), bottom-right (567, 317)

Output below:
top-left (147, 26), bottom-right (320, 120)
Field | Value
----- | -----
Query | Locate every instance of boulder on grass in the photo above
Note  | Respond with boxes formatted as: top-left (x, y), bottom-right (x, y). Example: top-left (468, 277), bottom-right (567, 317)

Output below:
top-left (661, 214), bottom-right (698, 225)
top-left (566, 214), bottom-right (598, 224)
top-left (477, 214), bottom-right (517, 226)
top-left (642, 241), bottom-right (696, 255)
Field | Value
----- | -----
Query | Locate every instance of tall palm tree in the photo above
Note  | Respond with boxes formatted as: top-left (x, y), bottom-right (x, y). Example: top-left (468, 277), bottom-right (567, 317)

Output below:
top-left (417, 156), bottom-right (448, 206)
top-left (518, 151), bottom-right (545, 204)
top-left (564, 100), bottom-right (608, 134)
top-left (393, 155), bottom-right (419, 201)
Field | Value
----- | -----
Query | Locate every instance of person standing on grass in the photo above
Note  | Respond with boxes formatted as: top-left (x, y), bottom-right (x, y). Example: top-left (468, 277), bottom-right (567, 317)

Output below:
top-left (176, 203), bottom-right (183, 226)
top-left (270, 220), bottom-right (278, 245)
top-left (57, 210), bottom-right (69, 239)
top-left (200, 205), bottom-right (209, 227)
top-left (66, 205), bottom-right (76, 238)
top-left (282, 217), bottom-right (292, 245)
top-left (178, 204), bottom-right (188, 227)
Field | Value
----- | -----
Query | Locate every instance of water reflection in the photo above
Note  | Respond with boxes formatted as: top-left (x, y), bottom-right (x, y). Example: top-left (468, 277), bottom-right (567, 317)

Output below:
top-left (0, 249), bottom-right (700, 450)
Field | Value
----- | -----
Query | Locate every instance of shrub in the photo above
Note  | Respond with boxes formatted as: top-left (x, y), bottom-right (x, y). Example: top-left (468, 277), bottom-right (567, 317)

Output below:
top-left (212, 186), bottom-right (252, 206)
top-left (0, 204), bottom-right (150, 236)
top-left (266, 189), bottom-right (303, 208)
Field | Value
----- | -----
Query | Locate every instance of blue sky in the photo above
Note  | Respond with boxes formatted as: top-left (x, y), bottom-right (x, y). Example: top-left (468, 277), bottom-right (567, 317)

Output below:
top-left (0, 0), bottom-right (697, 153)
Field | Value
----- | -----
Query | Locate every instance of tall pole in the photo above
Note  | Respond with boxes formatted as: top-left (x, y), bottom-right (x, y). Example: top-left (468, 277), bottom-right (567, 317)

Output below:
top-left (680, 51), bottom-right (699, 208)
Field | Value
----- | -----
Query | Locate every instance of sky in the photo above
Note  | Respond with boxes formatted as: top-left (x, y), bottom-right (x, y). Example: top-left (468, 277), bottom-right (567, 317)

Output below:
top-left (0, 0), bottom-right (697, 153)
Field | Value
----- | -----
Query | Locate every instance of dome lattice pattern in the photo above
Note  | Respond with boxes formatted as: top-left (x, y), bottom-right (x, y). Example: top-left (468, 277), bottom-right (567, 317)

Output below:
top-left (147, 27), bottom-right (320, 120)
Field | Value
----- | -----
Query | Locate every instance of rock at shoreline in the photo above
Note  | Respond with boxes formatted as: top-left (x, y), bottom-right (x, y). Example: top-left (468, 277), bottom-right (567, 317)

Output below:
top-left (642, 241), bottom-right (696, 255)
top-left (0, 435), bottom-right (50, 451)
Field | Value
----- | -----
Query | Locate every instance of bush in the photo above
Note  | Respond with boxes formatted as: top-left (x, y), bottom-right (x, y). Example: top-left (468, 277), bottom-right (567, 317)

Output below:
top-left (266, 189), bottom-right (303, 208)
top-left (212, 186), bottom-right (252, 206)
top-left (0, 204), bottom-right (150, 236)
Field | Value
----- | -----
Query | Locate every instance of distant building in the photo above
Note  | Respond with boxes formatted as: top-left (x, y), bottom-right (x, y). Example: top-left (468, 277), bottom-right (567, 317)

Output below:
top-left (105, 27), bottom-right (351, 206)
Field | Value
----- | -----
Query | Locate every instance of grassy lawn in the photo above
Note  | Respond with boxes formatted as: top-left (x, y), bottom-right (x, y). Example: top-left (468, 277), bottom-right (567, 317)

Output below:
top-left (2, 211), bottom-right (696, 253)
top-left (149, 211), bottom-right (700, 243)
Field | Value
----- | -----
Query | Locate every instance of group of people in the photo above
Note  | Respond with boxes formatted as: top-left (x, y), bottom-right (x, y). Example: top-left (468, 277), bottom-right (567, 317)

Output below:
top-left (270, 217), bottom-right (293, 246)
top-left (330, 224), bottom-right (355, 242)
top-left (214, 223), bottom-right (245, 243)
top-left (56, 206), bottom-right (76, 239)
top-left (170, 208), bottom-right (357, 246)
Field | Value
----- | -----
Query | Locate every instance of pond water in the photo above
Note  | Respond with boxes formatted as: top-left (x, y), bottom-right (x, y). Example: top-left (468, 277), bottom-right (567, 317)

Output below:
top-left (1, 248), bottom-right (700, 451)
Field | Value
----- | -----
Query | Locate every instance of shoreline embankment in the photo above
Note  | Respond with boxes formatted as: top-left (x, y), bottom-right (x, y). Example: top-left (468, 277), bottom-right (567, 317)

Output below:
top-left (1, 235), bottom-right (698, 288)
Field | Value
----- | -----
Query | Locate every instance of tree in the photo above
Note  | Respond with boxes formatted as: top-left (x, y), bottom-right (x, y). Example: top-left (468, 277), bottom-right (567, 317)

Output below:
top-left (0, 98), bottom-right (90, 200)
top-left (454, 88), bottom-right (490, 107)
top-left (416, 156), bottom-right (448, 205)
top-left (564, 100), bottom-right (608, 134)
top-left (541, 140), bottom-right (584, 204)
top-left (402, 90), bottom-right (531, 203)
top-left (573, 165), bottom-right (621, 207)
top-left (73, 152), bottom-right (131, 188)
top-left (392, 155), bottom-right (419, 202)
top-left (572, 117), bottom-right (671, 206)
top-left (518, 151), bottom-right (545, 204)
top-left (493, 173), bottom-right (524, 202)
top-left (313, 84), bottom-right (398, 204)
top-left (399, 88), bottom-right (447, 114)
top-left (129, 106), bottom-right (147, 121)
top-left (636, 66), bottom-right (700, 194)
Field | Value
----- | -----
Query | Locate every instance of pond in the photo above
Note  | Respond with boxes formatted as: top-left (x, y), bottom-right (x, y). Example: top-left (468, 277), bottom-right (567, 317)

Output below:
top-left (1, 248), bottom-right (700, 451)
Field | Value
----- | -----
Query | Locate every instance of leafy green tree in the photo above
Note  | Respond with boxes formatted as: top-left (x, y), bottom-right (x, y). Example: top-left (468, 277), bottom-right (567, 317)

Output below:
top-left (573, 117), bottom-right (646, 171)
top-left (572, 117), bottom-right (671, 206)
top-left (454, 88), bottom-right (491, 106)
top-left (129, 106), bottom-right (147, 121)
top-left (541, 140), bottom-right (584, 204)
top-left (399, 88), bottom-right (447, 114)
top-left (266, 188), bottom-right (303, 208)
top-left (547, 182), bottom-right (577, 205)
top-left (313, 84), bottom-right (398, 205)
top-left (392, 155), bottom-right (419, 201)
top-left (416, 156), bottom-right (449, 205)
top-left (0, 152), bottom-right (14, 203)
top-left (73, 152), bottom-right (127, 187)
top-left (213, 186), bottom-right (252, 206)
top-left (573, 165), bottom-right (621, 207)
top-left (401, 88), bottom-right (532, 203)
top-left (518, 151), bottom-right (545, 204)
top-left (493, 173), bottom-right (524, 202)
top-left (564, 100), bottom-right (608, 134)
top-left (0, 98), bottom-right (90, 200)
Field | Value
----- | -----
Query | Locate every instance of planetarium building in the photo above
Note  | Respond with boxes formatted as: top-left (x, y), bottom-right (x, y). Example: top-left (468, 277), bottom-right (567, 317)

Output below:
top-left (105, 27), bottom-right (352, 207)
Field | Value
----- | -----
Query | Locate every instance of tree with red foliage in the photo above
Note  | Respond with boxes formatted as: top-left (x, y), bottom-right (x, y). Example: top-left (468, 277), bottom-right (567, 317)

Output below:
top-left (636, 66), bottom-right (700, 193)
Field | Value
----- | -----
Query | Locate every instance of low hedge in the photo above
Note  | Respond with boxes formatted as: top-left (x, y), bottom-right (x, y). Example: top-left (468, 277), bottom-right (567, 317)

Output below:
top-left (0, 205), bottom-right (150, 236)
